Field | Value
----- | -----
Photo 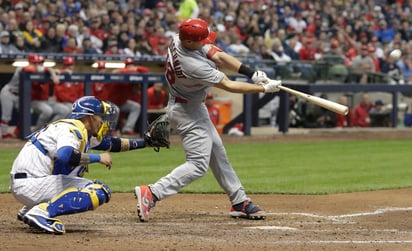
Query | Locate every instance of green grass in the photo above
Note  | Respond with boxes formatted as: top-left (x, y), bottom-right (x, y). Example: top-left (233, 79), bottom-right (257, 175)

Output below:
top-left (1, 139), bottom-right (411, 194)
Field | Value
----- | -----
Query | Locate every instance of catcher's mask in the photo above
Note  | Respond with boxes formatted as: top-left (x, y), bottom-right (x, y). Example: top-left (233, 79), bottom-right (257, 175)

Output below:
top-left (69, 96), bottom-right (119, 140)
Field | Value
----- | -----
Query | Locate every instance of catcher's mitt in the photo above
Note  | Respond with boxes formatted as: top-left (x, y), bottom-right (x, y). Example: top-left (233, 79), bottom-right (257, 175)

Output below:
top-left (144, 114), bottom-right (170, 152)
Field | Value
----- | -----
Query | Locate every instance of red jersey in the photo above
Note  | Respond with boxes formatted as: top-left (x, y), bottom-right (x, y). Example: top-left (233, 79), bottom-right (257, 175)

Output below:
top-left (352, 104), bottom-right (372, 127)
top-left (92, 82), bottom-right (109, 101)
top-left (147, 86), bottom-right (167, 109)
top-left (24, 65), bottom-right (51, 101)
top-left (335, 111), bottom-right (352, 128)
top-left (106, 67), bottom-right (148, 106)
top-left (54, 68), bottom-right (84, 103)
top-left (54, 81), bottom-right (84, 103)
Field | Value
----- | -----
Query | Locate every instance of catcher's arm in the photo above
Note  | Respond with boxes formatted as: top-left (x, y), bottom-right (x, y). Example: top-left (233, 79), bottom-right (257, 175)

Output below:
top-left (144, 114), bottom-right (170, 152)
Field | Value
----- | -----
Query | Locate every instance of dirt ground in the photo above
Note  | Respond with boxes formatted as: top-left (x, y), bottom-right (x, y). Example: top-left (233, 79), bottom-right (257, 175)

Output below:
top-left (1, 128), bottom-right (412, 251)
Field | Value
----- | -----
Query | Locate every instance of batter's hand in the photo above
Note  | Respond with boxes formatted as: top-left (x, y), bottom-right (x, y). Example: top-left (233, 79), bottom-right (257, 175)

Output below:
top-left (99, 152), bottom-right (112, 170)
top-left (251, 71), bottom-right (269, 85)
top-left (263, 79), bottom-right (282, 93)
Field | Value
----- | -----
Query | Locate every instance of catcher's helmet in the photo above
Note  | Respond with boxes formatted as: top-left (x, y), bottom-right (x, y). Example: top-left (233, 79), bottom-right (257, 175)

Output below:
top-left (28, 53), bottom-right (43, 63)
top-left (179, 18), bottom-right (216, 44)
top-left (64, 56), bottom-right (75, 65)
top-left (69, 96), bottom-right (119, 140)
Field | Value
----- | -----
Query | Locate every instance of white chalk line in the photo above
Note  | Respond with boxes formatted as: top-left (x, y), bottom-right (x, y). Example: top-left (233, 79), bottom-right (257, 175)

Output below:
top-left (272, 240), bottom-right (412, 244)
top-left (268, 206), bottom-right (412, 222)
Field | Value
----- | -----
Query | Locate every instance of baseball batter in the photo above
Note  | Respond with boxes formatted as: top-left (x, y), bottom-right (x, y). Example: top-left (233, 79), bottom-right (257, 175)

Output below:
top-left (10, 96), bottom-right (150, 234)
top-left (135, 18), bottom-right (281, 222)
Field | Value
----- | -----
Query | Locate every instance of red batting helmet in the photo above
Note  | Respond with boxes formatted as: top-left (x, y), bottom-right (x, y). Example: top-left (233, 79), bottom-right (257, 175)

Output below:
top-left (124, 57), bottom-right (134, 65)
top-left (28, 53), bottom-right (43, 63)
top-left (179, 18), bottom-right (216, 44)
top-left (64, 56), bottom-right (75, 65)
top-left (97, 61), bottom-right (106, 69)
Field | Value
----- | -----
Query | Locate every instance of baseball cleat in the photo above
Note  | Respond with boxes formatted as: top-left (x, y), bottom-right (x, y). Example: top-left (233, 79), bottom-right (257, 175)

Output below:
top-left (17, 206), bottom-right (29, 222)
top-left (230, 201), bottom-right (267, 220)
top-left (23, 205), bottom-right (65, 234)
top-left (17, 212), bottom-right (24, 222)
top-left (134, 185), bottom-right (154, 222)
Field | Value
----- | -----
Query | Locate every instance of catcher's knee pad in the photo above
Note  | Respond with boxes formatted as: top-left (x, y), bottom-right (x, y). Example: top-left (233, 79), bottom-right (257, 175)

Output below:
top-left (46, 182), bottom-right (112, 217)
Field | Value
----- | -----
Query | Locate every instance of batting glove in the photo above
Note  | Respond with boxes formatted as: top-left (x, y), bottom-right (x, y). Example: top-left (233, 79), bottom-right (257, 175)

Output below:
top-left (251, 71), bottom-right (269, 85)
top-left (263, 79), bottom-right (282, 93)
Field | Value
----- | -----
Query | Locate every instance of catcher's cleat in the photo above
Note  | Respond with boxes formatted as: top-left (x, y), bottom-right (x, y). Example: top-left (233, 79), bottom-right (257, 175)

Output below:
top-left (17, 212), bottom-right (24, 222)
top-left (23, 205), bottom-right (65, 234)
top-left (17, 206), bottom-right (30, 222)
top-left (229, 201), bottom-right (267, 220)
top-left (134, 186), bottom-right (155, 222)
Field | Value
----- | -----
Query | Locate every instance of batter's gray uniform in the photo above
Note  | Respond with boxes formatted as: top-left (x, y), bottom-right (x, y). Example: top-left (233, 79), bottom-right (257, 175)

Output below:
top-left (149, 35), bottom-right (249, 205)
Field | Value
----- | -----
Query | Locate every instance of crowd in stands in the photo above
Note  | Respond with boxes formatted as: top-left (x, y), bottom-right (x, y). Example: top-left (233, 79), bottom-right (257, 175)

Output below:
top-left (1, 0), bottom-right (412, 136)
top-left (0, 0), bottom-right (410, 82)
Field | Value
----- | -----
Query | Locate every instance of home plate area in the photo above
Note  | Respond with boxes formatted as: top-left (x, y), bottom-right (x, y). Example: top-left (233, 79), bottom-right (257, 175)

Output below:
top-left (3, 191), bottom-right (412, 250)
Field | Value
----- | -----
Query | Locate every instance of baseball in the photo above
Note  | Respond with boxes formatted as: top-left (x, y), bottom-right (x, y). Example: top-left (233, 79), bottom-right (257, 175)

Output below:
top-left (390, 49), bottom-right (402, 59)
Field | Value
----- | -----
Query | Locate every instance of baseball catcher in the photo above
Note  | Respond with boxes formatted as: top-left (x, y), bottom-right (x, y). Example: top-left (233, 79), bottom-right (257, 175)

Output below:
top-left (144, 114), bottom-right (170, 152)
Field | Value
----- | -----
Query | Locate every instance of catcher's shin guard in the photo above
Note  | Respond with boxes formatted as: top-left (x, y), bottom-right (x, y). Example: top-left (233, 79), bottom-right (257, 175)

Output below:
top-left (45, 182), bottom-right (112, 217)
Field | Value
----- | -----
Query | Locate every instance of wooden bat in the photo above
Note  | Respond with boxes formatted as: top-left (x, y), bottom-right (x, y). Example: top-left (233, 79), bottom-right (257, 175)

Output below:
top-left (278, 85), bottom-right (349, 115)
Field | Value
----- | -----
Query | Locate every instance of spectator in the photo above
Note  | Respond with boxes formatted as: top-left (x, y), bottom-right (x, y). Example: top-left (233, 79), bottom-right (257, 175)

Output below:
top-left (374, 19), bottom-right (395, 44)
top-left (54, 56), bottom-right (84, 117)
top-left (0, 30), bottom-right (21, 54)
top-left (369, 100), bottom-right (390, 127)
top-left (269, 38), bottom-right (291, 63)
top-left (14, 35), bottom-right (26, 52)
top-left (21, 20), bottom-right (43, 51)
top-left (352, 93), bottom-right (373, 127)
top-left (7, 18), bottom-right (23, 45)
top-left (104, 36), bottom-right (121, 55)
top-left (227, 35), bottom-right (250, 56)
top-left (40, 27), bottom-right (60, 53)
top-left (123, 38), bottom-right (138, 56)
top-left (397, 56), bottom-right (412, 84)
top-left (351, 45), bottom-right (376, 84)
top-left (77, 26), bottom-right (103, 52)
top-left (63, 37), bottom-right (83, 54)
top-left (176, 0), bottom-right (199, 21)
top-left (335, 95), bottom-right (352, 128)
top-left (82, 36), bottom-right (100, 54)
top-left (134, 34), bottom-right (155, 56)
top-left (380, 50), bottom-right (405, 85)
top-left (298, 37), bottom-right (317, 61)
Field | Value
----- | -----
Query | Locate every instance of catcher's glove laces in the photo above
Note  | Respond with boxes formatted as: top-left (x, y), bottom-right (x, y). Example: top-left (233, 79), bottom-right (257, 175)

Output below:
top-left (144, 114), bottom-right (170, 152)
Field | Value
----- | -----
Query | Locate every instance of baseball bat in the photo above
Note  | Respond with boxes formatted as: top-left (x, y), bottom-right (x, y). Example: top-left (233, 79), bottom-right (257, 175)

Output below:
top-left (278, 85), bottom-right (349, 115)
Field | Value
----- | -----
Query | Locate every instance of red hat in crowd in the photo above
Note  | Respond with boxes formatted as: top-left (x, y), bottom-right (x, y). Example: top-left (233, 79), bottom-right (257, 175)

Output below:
top-left (28, 53), bottom-right (43, 63)
top-left (124, 57), bottom-right (134, 65)
top-left (64, 56), bottom-right (75, 65)
top-left (97, 61), bottom-right (106, 69)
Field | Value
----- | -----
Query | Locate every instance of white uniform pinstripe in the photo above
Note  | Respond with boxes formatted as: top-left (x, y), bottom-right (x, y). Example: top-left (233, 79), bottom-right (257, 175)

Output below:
top-left (149, 35), bottom-right (250, 205)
